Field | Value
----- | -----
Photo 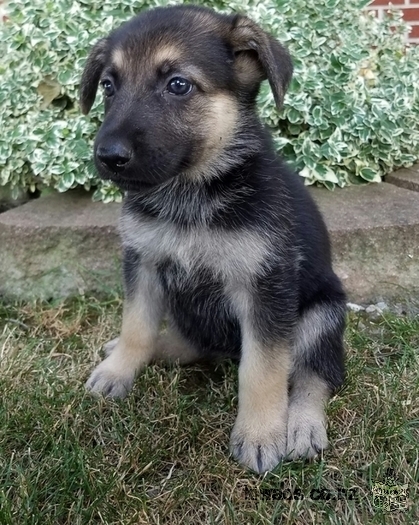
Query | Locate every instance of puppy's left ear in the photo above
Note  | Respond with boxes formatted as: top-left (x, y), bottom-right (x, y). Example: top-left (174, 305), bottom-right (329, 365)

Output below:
top-left (230, 16), bottom-right (293, 108)
top-left (79, 38), bottom-right (109, 115)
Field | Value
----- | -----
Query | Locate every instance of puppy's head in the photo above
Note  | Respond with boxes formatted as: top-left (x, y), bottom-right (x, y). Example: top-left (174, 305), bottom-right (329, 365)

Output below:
top-left (80, 5), bottom-right (292, 191)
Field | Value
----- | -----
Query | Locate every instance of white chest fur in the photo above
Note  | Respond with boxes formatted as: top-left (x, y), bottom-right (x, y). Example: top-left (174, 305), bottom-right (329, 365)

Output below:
top-left (120, 212), bottom-right (270, 282)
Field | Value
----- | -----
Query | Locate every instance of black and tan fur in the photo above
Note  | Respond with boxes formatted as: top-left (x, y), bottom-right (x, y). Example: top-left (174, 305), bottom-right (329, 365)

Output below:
top-left (80, 5), bottom-right (346, 474)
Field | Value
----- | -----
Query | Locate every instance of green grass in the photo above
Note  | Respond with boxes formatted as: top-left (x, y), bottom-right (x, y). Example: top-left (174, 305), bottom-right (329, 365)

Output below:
top-left (0, 297), bottom-right (418, 524)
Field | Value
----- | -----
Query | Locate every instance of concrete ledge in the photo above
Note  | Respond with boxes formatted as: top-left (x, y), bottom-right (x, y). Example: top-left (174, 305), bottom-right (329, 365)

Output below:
top-left (312, 183), bottom-right (419, 302)
top-left (386, 165), bottom-right (419, 193)
top-left (1, 183), bottom-right (419, 302)
top-left (0, 190), bottom-right (121, 300)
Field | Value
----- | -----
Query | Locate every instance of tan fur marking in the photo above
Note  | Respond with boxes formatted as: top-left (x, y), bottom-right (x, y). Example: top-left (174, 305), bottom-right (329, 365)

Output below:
top-left (230, 333), bottom-right (290, 473)
top-left (85, 266), bottom-right (163, 398)
top-left (294, 304), bottom-right (341, 359)
top-left (101, 327), bottom-right (200, 365)
top-left (152, 45), bottom-right (183, 66)
top-left (185, 93), bottom-right (238, 180)
top-left (234, 53), bottom-right (265, 86)
top-left (112, 48), bottom-right (126, 70)
top-left (287, 374), bottom-right (329, 458)
top-left (235, 342), bottom-right (289, 436)
top-left (207, 94), bottom-right (238, 148)
top-left (289, 373), bottom-right (328, 413)
top-left (116, 297), bottom-right (157, 365)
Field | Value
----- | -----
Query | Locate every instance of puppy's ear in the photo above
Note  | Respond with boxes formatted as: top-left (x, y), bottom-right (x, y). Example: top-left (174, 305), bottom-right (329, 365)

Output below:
top-left (230, 16), bottom-right (293, 108)
top-left (79, 38), bottom-right (109, 115)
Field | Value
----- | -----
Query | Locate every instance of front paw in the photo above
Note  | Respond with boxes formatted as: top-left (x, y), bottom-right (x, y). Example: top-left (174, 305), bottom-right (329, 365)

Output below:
top-left (286, 407), bottom-right (328, 459)
top-left (85, 355), bottom-right (135, 399)
top-left (230, 418), bottom-right (287, 474)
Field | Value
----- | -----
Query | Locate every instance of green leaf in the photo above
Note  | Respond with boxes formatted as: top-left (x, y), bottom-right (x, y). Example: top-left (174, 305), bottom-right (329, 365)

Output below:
top-left (359, 167), bottom-right (380, 182)
top-left (61, 172), bottom-right (75, 189)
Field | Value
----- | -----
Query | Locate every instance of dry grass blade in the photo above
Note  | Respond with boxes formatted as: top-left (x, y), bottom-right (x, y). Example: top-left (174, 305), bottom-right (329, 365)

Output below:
top-left (0, 298), bottom-right (418, 524)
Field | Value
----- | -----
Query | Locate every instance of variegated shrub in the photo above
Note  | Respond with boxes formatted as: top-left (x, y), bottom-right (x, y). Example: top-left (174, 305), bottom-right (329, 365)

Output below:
top-left (0, 0), bottom-right (418, 201)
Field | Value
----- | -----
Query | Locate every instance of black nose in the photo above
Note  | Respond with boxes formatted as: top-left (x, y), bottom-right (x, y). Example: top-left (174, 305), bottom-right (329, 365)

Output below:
top-left (96, 144), bottom-right (132, 173)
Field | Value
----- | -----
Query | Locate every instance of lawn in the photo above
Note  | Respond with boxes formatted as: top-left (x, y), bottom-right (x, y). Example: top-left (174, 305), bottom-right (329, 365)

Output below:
top-left (0, 296), bottom-right (418, 524)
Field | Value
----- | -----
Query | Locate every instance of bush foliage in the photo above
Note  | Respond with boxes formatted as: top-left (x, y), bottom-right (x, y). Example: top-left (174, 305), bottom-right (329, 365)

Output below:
top-left (1, 0), bottom-right (419, 201)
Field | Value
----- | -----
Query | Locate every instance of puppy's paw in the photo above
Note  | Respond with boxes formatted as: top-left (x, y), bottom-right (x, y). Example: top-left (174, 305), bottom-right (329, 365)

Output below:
top-left (230, 419), bottom-right (287, 474)
top-left (85, 356), bottom-right (135, 399)
top-left (286, 408), bottom-right (328, 459)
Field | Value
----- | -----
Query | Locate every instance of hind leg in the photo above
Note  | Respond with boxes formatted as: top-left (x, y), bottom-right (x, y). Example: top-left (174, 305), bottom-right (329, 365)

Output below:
top-left (154, 324), bottom-right (201, 364)
top-left (287, 296), bottom-right (346, 459)
top-left (104, 325), bottom-right (201, 365)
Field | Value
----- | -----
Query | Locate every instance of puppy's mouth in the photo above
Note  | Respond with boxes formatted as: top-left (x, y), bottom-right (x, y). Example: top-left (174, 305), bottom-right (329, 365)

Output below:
top-left (95, 164), bottom-right (173, 193)
top-left (103, 172), bottom-right (158, 192)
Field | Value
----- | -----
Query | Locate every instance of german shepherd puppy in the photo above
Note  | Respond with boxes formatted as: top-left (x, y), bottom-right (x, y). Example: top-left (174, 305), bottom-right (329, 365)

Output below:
top-left (80, 5), bottom-right (346, 474)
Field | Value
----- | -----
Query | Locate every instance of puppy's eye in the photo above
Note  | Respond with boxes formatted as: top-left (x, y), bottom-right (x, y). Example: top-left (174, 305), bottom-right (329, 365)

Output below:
top-left (167, 77), bottom-right (192, 96)
top-left (101, 79), bottom-right (115, 97)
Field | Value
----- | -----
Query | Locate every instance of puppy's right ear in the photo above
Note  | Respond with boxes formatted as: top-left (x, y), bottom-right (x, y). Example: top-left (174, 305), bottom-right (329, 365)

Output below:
top-left (79, 38), bottom-right (109, 115)
top-left (230, 16), bottom-right (293, 109)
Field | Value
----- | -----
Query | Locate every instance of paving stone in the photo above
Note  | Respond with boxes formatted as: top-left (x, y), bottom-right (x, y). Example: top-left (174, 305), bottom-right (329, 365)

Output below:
top-left (311, 182), bottom-right (419, 303)
top-left (386, 166), bottom-right (419, 192)
top-left (0, 189), bottom-right (121, 300)
top-left (1, 182), bottom-right (419, 302)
